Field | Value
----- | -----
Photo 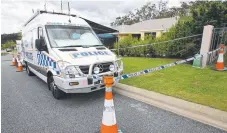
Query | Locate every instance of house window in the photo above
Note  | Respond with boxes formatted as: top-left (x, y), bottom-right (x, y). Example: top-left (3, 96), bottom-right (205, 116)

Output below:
top-left (151, 32), bottom-right (156, 38)
top-left (132, 34), bottom-right (140, 39)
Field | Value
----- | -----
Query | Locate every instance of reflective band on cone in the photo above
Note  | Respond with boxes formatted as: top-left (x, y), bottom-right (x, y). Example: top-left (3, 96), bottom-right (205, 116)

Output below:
top-left (100, 76), bottom-right (118, 133)
top-left (215, 44), bottom-right (225, 71)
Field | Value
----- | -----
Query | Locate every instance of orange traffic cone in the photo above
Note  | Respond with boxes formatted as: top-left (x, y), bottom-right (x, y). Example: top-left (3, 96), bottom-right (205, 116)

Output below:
top-left (215, 44), bottom-right (226, 71)
top-left (11, 55), bottom-right (16, 66)
top-left (100, 76), bottom-right (118, 133)
top-left (16, 61), bottom-right (23, 72)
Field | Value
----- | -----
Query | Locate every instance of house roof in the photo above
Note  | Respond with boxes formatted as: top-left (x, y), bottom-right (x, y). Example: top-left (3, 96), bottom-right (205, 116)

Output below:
top-left (113, 17), bottom-right (178, 33)
top-left (82, 18), bottom-right (118, 34)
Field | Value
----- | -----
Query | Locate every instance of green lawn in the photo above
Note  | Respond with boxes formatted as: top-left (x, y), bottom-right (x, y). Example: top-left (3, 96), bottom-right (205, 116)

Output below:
top-left (120, 56), bottom-right (227, 111)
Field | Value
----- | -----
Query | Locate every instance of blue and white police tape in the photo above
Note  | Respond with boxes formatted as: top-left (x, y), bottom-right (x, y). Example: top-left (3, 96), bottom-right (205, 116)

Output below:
top-left (121, 48), bottom-right (220, 80)
top-left (121, 57), bottom-right (194, 79)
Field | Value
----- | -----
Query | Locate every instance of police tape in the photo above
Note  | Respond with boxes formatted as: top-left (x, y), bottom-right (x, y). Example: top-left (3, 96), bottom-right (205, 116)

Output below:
top-left (120, 48), bottom-right (220, 80)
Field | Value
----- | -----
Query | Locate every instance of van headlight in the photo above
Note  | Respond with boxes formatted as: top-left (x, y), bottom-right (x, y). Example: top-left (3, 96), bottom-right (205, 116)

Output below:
top-left (57, 61), bottom-right (81, 78)
top-left (57, 61), bottom-right (71, 70)
top-left (115, 59), bottom-right (123, 70)
top-left (64, 66), bottom-right (81, 78)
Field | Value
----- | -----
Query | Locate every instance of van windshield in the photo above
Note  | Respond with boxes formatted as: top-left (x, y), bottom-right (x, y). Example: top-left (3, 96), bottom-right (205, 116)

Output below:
top-left (45, 25), bottom-right (102, 48)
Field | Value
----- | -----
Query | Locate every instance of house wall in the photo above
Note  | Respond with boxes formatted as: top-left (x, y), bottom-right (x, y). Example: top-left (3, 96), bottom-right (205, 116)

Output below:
top-left (156, 31), bottom-right (162, 38)
top-left (141, 32), bottom-right (145, 40)
top-left (119, 34), bottom-right (130, 40)
top-left (118, 30), bottom-right (163, 40)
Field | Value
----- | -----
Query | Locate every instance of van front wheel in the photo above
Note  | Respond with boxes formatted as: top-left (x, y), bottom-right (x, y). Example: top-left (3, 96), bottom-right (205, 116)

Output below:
top-left (48, 76), bottom-right (65, 99)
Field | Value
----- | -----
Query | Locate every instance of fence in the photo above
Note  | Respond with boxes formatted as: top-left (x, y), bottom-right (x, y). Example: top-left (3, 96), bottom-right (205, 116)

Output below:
top-left (111, 34), bottom-right (203, 58)
top-left (207, 27), bottom-right (227, 66)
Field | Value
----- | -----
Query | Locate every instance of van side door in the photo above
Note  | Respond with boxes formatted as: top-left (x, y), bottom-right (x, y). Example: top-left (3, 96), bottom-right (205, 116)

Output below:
top-left (32, 28), bottom-right (38, 66)
top-left (35, 26), bottom-right (48, 76)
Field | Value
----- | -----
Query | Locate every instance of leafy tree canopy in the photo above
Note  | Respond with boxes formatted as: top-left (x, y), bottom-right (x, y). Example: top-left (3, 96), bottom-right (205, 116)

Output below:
top-left (110, 1), bottom-right (190, 26)
top-left (1, 32), bottom-right (22, 45)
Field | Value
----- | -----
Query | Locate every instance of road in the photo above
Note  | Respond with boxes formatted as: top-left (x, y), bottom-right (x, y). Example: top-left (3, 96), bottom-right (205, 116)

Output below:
top-left (1, 54), bottom-right (226, 133)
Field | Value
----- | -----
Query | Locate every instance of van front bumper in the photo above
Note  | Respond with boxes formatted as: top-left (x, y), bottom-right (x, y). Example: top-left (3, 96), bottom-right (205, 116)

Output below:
top-left (53, 73), bottom-right (120, 93)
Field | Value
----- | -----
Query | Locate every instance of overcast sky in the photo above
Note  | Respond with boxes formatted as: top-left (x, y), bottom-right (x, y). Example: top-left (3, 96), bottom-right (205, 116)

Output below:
top-left (1, 0), bottom-right (185, 34)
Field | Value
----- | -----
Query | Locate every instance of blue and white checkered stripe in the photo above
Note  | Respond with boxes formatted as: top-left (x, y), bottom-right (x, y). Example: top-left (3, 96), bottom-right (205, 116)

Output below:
top-left (121, 48), bottom-right (221, 80)
top-left (37, 52), bottom-right (60, 75)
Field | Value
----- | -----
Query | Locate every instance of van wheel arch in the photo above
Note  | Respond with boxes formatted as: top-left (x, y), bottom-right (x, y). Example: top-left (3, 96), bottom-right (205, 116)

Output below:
top-left (25, 61), bottom-right (34, 76)
top-left (47, 71), bottom-right (53, 90)
top-left (47, 71), bottom-right (65, 99)
top-left (47, 71), bottom-right (53, 78)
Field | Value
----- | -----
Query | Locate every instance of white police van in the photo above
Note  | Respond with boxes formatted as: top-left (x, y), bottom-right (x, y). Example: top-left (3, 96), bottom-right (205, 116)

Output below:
top-left (22, 10), bottom-right (123, 99)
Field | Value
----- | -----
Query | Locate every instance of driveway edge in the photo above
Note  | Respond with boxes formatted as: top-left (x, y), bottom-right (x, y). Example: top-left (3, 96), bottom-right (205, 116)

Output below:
top-left (114, 83), bottom-right (227, 131)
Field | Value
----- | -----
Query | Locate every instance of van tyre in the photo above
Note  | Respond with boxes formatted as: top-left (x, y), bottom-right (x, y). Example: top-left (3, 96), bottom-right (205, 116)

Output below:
top-left (48, 76), bottom-right (65, 99)
top-left (26, 63), bottom-right (35, 76)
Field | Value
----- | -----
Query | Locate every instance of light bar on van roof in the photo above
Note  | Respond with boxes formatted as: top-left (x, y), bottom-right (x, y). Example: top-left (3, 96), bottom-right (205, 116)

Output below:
top-left (46, 22), bottom-right (88, 27)
top-left (23, 10), bottom-right (78, 27)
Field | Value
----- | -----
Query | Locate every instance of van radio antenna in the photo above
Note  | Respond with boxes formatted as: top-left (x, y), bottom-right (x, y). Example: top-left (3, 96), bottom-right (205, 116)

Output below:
top-left (61, 0), bottom-right (63, 13)
top-left (68, 2), bottom-right (71, 23)
top-left (44, 2), bottom-right (47, 11)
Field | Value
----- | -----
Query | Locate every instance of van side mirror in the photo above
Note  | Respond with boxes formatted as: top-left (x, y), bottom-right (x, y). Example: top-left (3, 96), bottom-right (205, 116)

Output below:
top-left (35, 38), bottom-right (47, 51)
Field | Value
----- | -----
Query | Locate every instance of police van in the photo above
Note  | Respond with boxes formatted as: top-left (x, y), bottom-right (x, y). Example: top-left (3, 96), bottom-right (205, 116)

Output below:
top-left (22, 10), bottom-right (123, 99)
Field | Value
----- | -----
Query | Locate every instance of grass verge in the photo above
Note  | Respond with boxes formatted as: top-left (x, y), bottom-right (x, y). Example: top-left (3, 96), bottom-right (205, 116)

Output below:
top-left (120, 56), bottom-right (227, 111)
top-left (1, 52), bottom-right (9, 56)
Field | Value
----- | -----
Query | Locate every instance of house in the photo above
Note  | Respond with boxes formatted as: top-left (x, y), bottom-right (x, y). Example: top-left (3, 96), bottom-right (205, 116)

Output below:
top-left (113, 17), bottom-right (179, 40)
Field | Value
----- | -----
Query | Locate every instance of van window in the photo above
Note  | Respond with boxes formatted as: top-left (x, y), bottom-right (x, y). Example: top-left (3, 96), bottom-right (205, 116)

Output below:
top-left (38, 27), bottom-right (43, 39)
top-left (45, 25), bottom-right (103, 48)
top-left (23, 31), bottom-right (33, 49)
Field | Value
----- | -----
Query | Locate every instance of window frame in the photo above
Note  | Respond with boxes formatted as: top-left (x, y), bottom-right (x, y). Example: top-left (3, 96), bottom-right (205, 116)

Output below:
top-left (38, 27), bottom-right (43, 39)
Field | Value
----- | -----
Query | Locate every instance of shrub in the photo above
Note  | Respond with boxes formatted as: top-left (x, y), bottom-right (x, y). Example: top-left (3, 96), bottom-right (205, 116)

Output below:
top-left (114, 16), bottom-right (201, 58)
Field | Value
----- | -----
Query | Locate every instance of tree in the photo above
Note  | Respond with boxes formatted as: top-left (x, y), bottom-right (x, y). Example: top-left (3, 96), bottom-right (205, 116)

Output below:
top-left (110, 1), bottom-right (191, 26)
top-left (190, 1), bottom-right (227, 34)
top-left (111, 1), bottom-right (172, 26)
top-left (2, 44), bottom-right (7, 50)
top-left (1, 33), bottom-right (18, 45)
top-left (17, 32), bottom-right (22, 40)
top-left (2, 40), bottom-right (16, 50)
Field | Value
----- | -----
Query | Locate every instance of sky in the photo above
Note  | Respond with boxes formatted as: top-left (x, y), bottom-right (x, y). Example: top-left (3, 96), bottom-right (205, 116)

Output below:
top-left (1, 0), bottom-right (185, 34)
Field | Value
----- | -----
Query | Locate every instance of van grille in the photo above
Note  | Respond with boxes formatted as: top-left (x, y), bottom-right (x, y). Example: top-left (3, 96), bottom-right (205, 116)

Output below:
top-left (92, 62), bottom-right (113, 74)
top-left (79, 62), bottom-right (113, 74)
